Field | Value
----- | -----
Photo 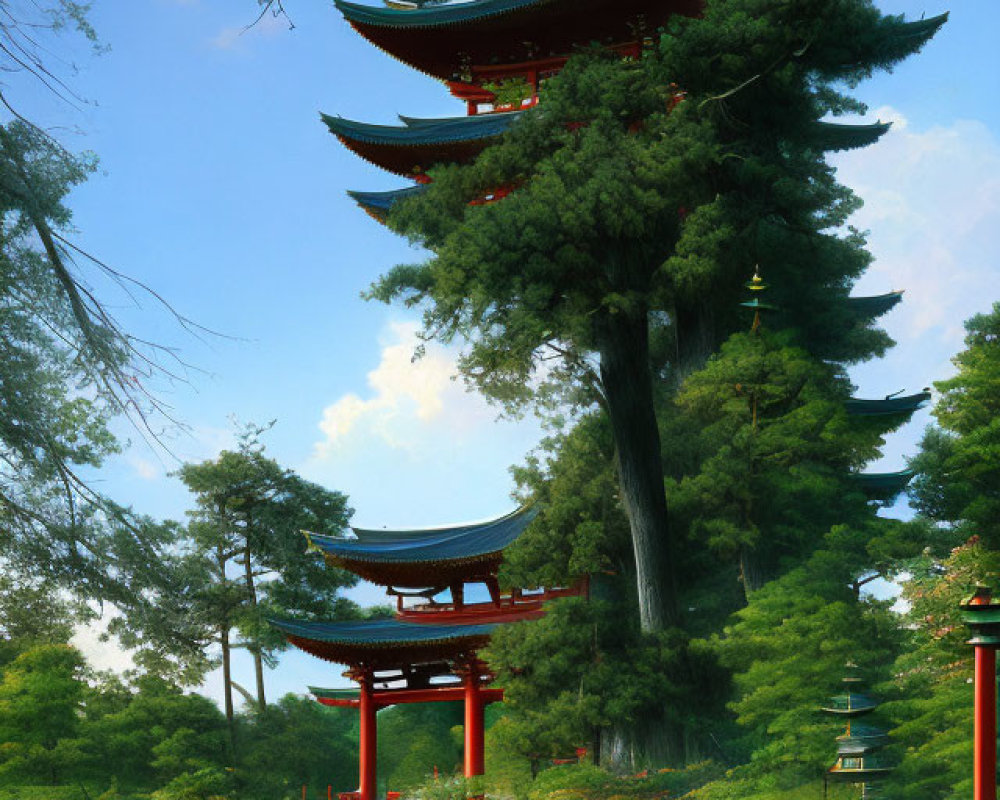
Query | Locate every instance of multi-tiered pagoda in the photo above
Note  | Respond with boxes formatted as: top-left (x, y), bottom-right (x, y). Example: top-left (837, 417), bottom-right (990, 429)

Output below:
top-left (823, 666), bottom-right (892, 799)
top-left (283, 0), bottom-right (946, 794)
top-left (327, 0), bottom-right (935, 511)
top-left (271, 506), bottom-right (586, 800)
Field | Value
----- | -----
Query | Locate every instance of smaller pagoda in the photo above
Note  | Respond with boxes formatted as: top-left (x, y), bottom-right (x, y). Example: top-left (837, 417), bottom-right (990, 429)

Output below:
top-left (272, 505), bottom-right (586, 800)
top-left (823, 665), bottom-right (892, 798)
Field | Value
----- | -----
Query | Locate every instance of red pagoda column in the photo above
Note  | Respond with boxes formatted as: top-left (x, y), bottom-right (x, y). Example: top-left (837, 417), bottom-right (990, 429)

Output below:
top-left (975, 643), bottom-right (996, 800)
top-left (960, 585), bottom-right (1000, 800)
top-left (462, 662), bottom-right (485, 777)
top-left (356, 669), bottom-right (378, 800)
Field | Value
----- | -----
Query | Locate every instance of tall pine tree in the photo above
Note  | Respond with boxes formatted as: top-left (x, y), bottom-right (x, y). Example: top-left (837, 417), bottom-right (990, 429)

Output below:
top-left (376, 0), bottom-right (946, 632)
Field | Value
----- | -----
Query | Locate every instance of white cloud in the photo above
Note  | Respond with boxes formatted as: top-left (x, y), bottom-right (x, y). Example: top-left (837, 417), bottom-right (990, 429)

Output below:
top-left (71, 612), bottom-right (135, 675)
top-left (314, 321), bottom-right (494, 456)
top-left (834, 107), bottom-right (1000, 372)
top-left (127, 455), bottom-right (161, 481)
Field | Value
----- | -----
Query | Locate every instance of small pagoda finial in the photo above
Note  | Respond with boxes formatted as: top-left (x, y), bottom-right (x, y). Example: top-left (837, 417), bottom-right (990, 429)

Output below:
top-left (746, 265), bottom-right (768, 292)
top-left (741, 266), bottom-right (773, 333)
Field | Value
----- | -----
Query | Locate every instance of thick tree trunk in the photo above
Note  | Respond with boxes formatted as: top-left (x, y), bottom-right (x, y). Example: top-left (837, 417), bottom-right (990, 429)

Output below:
top-left (674, 298), bottom-right (717, 379)
top-left (243, 540), bottom-right (267, 710)
top-left (739, 546), bottom-right (766, 599)
top-left (221, 623), bottom-right (234, 722)
top-left (598, 308), bottom-right (678, 631)
top-left (217, 542), bottom-right (235, 734)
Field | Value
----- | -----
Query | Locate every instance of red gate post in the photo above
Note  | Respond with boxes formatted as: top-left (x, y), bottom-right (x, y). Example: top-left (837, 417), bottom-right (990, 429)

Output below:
top-left (462, 662), bottom-right (485, 777)
top-left (357, 670), bottom-right (378, 800)
top-left (960, 585), bottom-right (1000, 800)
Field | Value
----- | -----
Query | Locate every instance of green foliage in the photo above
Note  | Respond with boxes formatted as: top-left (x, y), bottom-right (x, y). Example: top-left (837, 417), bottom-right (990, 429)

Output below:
top-left (0, 645), bottom-right (87, 784)
top-left (150, 766), bottom-right (233, 800)
top-left (482, 78), bottom-right (534, 109)
top-left (505, 413), bottom-right (628, 587)
top-left (373, 0), bottom-right (943, 634)
top-left (668, 328), bottom-right (912, 598)
top-left (0, 120), bottom-right (199, 677)
top-left (875, 542), bottom-right (998, 800)
top-left (0, 574), bottom-right (86, 666)
top-left (910, 302), bottom-right (1000, 547)
top-left (112, 424), bottom-right (358, 706)
top-left (486, 596), bottom-right (705, 764)
top-left (877, 303), bottom-right (1000, 799)
top-left (235, 694), bottom-right (356, 797)
top-left (79, 675), bottom-right (228, 790)
top-left (524, 760), bottom-right (722, 800)
top-left (707, 536), bottom-right (902, 789)
top-left (377, 703), bottom-right (463, 790)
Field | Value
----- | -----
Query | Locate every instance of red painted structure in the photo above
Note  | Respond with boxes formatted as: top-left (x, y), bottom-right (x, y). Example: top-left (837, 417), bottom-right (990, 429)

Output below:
top-left (960, 586), bottom-right (1000, 800)
top-left (275, 509), bottom-right (588, 800)
top-left (975, 644), bottom-right (996, 800)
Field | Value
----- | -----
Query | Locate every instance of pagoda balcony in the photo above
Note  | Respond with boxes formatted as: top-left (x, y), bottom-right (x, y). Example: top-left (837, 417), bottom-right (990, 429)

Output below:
top-left (394, 577), bottom-right (590, 622)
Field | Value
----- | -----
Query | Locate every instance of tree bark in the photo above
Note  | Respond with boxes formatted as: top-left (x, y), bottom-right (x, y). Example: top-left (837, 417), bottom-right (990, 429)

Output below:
top-left (739, 546), bottom-right (766, 599)
top-left (674, 298), bottom-right (717, 379)
top-left (217, 542), bottom-right (235, 732)
top-left (243, 535), bottom-right (267, 710)
top-left (597, 307), bottom-right (678, 631)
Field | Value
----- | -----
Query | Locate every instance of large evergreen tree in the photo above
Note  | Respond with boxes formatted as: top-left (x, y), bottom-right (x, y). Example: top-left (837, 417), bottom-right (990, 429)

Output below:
top-left (376, 0), bottom-right (945, 631)
top-left (878, 302), bottom-right (1000, 800)
top-left (172, 426), bottom-right (358, 725)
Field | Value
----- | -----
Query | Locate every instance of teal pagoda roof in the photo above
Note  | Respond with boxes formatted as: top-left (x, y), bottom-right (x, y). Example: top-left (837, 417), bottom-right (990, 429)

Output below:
top-left (837, 724), bottom-right (890, 755)
top-left (333, 0), bottom-right (702, 82)
top-left (309, 505), bottom-right (537, 564)
top-left (323, 111), bottom-right (523, 146)
top-left (822, 692), bottom-right (878, 715)
top-left (810, 120), bottom-right (892, 151)
top-left (270, 617), bottom-right (497, 667)
top-left (336, 0), bottom-right (541, 29)
top-left (348, 185), bottom-right (428, 219)
top-left (845, 391), bottom-right (929, 417)
top-left (847, 291), bottom-right (903, 318)
top-left (324, 110), bottom-right (523, 176)
top-left (851, 469), bottom-right (914, 501)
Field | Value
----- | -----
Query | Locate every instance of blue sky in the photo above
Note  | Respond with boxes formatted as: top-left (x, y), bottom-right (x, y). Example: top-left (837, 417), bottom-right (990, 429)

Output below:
top-left (20, 1), bottom-right (999, 704)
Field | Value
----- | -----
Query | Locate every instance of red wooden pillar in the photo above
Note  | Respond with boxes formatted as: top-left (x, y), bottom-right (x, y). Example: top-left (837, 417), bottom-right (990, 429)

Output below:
top-left (463, 664), bottom-right (485, 777)
top-left (358, 671), bottom-right (378, 800)
top-left (969, 589), bottom-right (998, 800)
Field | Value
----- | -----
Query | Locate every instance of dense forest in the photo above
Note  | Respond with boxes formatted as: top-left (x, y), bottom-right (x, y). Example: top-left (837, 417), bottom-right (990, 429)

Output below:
top-left (1, 1), bottom-right (996, 800)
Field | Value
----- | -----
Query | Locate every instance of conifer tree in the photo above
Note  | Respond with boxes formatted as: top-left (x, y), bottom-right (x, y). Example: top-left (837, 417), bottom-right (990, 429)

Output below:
top-left (171, 426), bottom-right (358, 725)
top-left (879, 303), bottom-right (1000, 800)
top-left (376, 0), bottom-right (946, 632)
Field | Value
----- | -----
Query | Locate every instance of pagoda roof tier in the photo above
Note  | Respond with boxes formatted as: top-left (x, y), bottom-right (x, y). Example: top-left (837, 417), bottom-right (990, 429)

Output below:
top-left (850, 469), bottom-right (914, 501)
top-left (348, 185), bottom-right (428, 220)
top-left (958, 590), bottom-right (1000, 646)
top-left (270, 618), bottom-right (496, 669)
top-left (811, 120), bottom-right (892, 151)
top-left (306, 506), bottom-right (537, 587)
top-left (827, 763), bottom-right (893, 783)
top-left (822, 692), bottom-right (878, 715)
top-left (846, 291), bottom-right (903, 318)
top-left (309, 683), bottom-right (504, 708)
top-left (836, 723), bottom-right (890, 755)
top-left (845, 391), bottom-right (930, 417)
top-left (323, 111), bottom-right (522, 177)
top-left (333, 0), bottom-right (702, 82)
